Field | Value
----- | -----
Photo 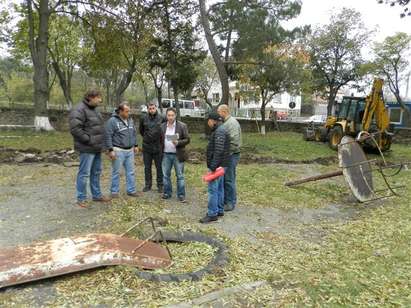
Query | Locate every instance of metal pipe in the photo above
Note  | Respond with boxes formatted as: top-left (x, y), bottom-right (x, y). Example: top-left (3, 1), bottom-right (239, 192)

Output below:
top-left (284, 170), bottom-right (343, 187)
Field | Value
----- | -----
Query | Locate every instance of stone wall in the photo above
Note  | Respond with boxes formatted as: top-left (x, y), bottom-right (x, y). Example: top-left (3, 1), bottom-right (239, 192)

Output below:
top-left (1, 107), bottom-right (410, 144)
top-left (0, 107), bottom-right (34, 126)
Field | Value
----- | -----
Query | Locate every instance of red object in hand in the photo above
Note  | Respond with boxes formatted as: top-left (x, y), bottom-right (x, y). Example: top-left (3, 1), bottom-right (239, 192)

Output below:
top-left (203, 167), bottom-right (225, 182)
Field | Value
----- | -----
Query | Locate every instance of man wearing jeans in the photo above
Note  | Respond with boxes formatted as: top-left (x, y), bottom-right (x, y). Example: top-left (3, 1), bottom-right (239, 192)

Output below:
top-left (200, 112), bottom-right (230, 224)
top-left (104, 102), bottom-right (140, 198)
top-left (217, 105), bottom-right (242, 211)
top-left (69, 89), bottom-right (110, 208)
top-left (160, 108), bottom-right (190, 202)
top-left (139, 103), bottom-right (165, 193)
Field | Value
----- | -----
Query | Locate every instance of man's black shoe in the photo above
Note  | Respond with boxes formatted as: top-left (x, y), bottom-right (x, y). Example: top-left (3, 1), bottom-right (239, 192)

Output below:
top-left (162, 194), bottom-right (171, 200)
top-left (199, 215), bottom-right (218, 224)
top-left (224, 204), bottom-right (235, 212)
top-left (218, 212), bottom-right (224, 217)
top-left (143, 187), bottom-right (151, 192)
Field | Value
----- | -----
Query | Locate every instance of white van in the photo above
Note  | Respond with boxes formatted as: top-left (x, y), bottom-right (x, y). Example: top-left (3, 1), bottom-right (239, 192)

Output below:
top-left (160, 98), bottom-right (205, 117)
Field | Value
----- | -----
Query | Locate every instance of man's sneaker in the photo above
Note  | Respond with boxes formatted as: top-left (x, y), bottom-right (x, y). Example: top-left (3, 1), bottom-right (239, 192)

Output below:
top-left (92, 196), bottom-right (111, 202)
top-left (199, 215), bottom-right (218, 224)
top-left (127, 192), bottom-right (143, 197)
top-left (158, 186), bottom-right (164, 193)
top-left (162, 194), bottom-right (171, 200)
top-left (224, 204), bottom-right (235, 212)
top-left (111, 193), bottom-right (120, 199)
top-left (218, 212), bottom-right (224, 217)
top-left (178, 196), bottom-right (187, 203)
top-left (76, 200), bottom-right (89, 208)
top-left (143, 187), bottom-right (151, 192)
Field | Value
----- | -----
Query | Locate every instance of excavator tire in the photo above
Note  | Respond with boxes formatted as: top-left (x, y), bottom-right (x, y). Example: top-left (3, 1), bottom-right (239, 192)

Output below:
top-left (314, 127), bottom-right (328, 142)
top-left (381, 134), bottom-right (392, 152)
top-left (328, 126), bottom-right (343, 150)
top-left (303, 129), bottom-right (315, 141)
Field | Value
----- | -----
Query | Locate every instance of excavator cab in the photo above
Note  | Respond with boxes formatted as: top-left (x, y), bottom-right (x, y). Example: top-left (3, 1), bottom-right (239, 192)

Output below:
top-left (327, 97), bottom-right (366, 149)
top-left (307, 78), bottom-right (393, 151)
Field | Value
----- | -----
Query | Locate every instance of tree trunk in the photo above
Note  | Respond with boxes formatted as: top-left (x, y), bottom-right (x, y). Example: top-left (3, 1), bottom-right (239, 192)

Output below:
top-left (173, 85), bottom-right (181, 120)
top-left (202, 88), bottom-right (212, 109)
top-left (157, 87), bottom-right (163, 112)
top-left (199, 0), bottom-right (230, 106)
top-left (50, 59), bottom-right (73, 109)
top-left (260, 104), bottom-right (266, 135)
top-left (114, 59), bottom-right (137, 104)
top-left (27, 0), bottom-right (53, 130)
top-left (327, 90), bottom-right (337, 116)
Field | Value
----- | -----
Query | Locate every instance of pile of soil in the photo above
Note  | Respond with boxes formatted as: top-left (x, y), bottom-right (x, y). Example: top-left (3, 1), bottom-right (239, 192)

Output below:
top-left (186, 148), bottom-right (337, 166)
top-left (0, 146), bottom-right (338, 166)
top-left (0, 147), bottom-right (78, 164)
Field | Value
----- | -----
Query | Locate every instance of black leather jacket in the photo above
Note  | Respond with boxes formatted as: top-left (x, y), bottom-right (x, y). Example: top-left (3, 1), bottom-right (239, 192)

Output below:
top-left (207, 123), bottom-right (230, 171)
top-left (139, 112), bottom-right (165, 153)
top-left (69, 100), bottom-right (105, 153)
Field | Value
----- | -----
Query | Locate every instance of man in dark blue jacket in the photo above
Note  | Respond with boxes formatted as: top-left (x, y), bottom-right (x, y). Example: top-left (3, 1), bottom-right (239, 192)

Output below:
top-left (104, 102), bottom-right (140, 198)
top-left (200, 112), bottom-right (231, 224)
top-left (69, 89), bottom-right (111, 208)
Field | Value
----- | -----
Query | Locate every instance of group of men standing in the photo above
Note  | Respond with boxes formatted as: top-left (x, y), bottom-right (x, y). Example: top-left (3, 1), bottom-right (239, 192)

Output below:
top-left (68, 89), bottom-right (241, 224)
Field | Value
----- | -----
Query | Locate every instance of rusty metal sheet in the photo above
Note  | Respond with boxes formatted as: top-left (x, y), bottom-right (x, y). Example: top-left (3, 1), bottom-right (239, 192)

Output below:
top-left (338, 136), bottom-right (374, 202)
top-left (0, 233), bottom-right (172, 289)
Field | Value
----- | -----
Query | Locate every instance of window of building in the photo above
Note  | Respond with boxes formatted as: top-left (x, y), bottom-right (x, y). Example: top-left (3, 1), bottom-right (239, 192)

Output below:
top-left (389, 108), bottom-right (403, 124)
top-left (212, 93), bottom-right (220, 103)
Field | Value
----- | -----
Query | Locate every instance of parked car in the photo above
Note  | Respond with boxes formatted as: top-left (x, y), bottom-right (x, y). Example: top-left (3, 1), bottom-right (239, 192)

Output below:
top-left (303, 115), bottom-right (327, 123)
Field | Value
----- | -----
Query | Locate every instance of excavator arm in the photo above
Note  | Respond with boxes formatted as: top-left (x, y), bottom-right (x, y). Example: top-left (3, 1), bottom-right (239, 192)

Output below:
top-left (362, 78), bottom-right (390, 132)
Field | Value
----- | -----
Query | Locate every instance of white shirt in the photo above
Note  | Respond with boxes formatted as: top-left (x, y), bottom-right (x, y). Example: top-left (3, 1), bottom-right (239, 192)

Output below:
top-left (164, 121), bottom-right (177, 153)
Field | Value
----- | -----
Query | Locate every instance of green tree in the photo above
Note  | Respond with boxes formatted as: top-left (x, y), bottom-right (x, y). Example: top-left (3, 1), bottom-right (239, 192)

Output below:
top-left (199, 0), bottom-right (301, 106)
top-left (47, 15), bottom-right (83, 108)
top-left (194, 56), bottom-right (219, 108)
top-left (229, 0), bottom-right (303, 134)
top-left (307, 8), bottom-right (371, 116)
top-left (237, 45), bottom-right (305, 134)
top-left (154, 0), bottom-right (205, 119)
top-left (373, 32), bottom-right (411, 124)
top-left (81, 1), bottom-right (154, 106)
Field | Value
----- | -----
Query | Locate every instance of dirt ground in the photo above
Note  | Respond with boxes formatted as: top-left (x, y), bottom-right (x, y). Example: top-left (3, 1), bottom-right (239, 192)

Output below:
top-left (0, 158), bottom-right (365, 307)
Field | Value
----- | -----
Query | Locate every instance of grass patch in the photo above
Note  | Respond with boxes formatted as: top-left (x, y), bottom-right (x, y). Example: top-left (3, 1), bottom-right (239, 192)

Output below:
top-left (1, 131), bottom-right (410, 307)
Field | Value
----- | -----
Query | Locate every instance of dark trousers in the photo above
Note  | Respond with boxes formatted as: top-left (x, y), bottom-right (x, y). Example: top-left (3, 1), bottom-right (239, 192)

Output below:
top-left (143, 151), bottom-right (163, 189)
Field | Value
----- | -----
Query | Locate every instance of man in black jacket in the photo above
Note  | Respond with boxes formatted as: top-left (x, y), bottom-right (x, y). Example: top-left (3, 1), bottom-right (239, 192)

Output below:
top-left (139, 102), bottom-right (165, 192)
top-left (69, 89), bottom-right (110, 208)
top-left (200, 112), bottom-right (230, 223)
top-left (160, 108), bottom-right (190, 202)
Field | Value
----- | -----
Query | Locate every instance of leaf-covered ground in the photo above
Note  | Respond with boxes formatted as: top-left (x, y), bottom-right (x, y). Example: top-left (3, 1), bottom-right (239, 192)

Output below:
top-left (0, 131), bottom-right (410, 307)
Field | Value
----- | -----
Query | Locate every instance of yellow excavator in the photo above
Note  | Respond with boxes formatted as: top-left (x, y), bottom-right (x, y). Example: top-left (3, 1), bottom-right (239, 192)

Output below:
top-left (304, 78), bottom-right (393, 151)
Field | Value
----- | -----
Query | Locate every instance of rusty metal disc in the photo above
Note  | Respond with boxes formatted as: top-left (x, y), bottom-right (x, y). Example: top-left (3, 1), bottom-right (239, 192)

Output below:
top-left (0, 233), bottom-right (172, 289)
top-left (338, 136), bottom-right (374, 202)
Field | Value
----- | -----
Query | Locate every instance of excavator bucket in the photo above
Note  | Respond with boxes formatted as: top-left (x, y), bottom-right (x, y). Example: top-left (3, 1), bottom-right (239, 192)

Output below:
top-left (0, 233), bottom-right (172, 289)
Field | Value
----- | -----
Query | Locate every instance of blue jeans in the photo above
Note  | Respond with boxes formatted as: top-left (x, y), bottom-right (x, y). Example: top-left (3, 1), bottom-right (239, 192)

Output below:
top-left (111, 150), bottom-right (136, 194)
top-left (162, 153), bottom-right (185, 198)
top-left (224, 153), bottom-right (240, 208)
top-left (207, 171), bottom-right (225, 217)
top-left (76, 152), bottom-right (103, 202)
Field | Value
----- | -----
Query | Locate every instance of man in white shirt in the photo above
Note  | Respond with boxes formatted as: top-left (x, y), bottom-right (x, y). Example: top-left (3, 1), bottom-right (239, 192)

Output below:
top-left (160, 108), bottom-right (190, 202)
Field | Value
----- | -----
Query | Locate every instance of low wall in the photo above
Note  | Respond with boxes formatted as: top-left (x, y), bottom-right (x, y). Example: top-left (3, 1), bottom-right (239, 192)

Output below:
top-left (1, 107), bottom-right (410, 144)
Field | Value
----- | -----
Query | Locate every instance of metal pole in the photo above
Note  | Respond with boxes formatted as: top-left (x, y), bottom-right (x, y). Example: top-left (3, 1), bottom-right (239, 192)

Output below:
top-left (284, 170), bottom-right (343, 187)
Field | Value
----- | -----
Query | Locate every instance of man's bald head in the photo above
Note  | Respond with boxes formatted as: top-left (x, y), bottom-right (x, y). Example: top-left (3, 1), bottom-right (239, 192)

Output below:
top-left (217, 104), bottom-right (230, 120)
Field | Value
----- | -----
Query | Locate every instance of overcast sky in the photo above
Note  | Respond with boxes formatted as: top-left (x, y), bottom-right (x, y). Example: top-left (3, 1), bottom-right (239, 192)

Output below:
top-left (286, 0), bottom-right (411, 42)
top-left (284, 0), bottom-right (411, 96)
top-left (1, 0), bottom-right (410, 96)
